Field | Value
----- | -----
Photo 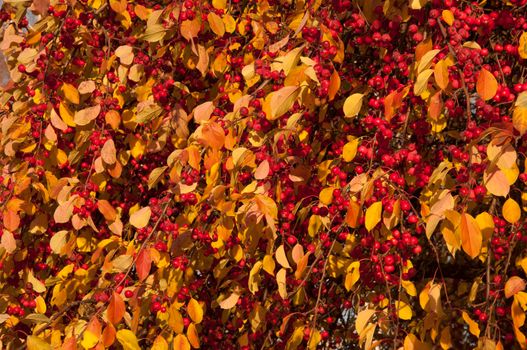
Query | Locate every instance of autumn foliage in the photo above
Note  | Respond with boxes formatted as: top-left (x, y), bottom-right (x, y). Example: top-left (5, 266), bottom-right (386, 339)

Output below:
top-left (2, 0), bottom-right (527, 349)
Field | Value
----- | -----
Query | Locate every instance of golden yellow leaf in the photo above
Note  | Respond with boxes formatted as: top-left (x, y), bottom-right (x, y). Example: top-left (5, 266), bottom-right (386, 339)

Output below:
top-left (503, 198), bottom-right (521, 224)
top-left (269, 86), bottom-right (299, 120)
top-left (276, 268), bottom-right (287, 299)
top-left (505, 276), bottom-right (526, 298)
top-left (116, 329), bottom-right (141, 350)
top-left (404, 333), bottom-right (432, 350)
top-left (282, 46), bottom-right (304, 76)
top-left (519, 32), bottom-right (527, 59)
top-left (476, 68), bottom-right (498, 101)
top-left (475, 211), bottom-right (494, 242)
top-left (417, 49), bottom-right (440, 73)
top-left (212, 0), bottom-right (226, 9)
top-left (513, 106), bottom-right (527, 136)
top-left (319, 187), bottom-right (334, 205)
top-left (173, 334), bottom-right (190, 350)
top-left (343, 93), bottom-right (364, 118)
top-left (59, 102), bottom-right (76, 127)
top-left (275, 244), bottom-right (291, 269)
top-left (187, 298), bottom-right (203, 324)
top-left (27, 335), bottom-right (52, 350)
top-left (462, 311), bottom-right (480, 337)
top-left (168, 304), bottom-right (184, 334)
top-left (152, 336), bottom-right (169, 350)
top-left (442, 10), bottom-right (454, 25)
top-left (355, 309), bottom-right (375, 335)
top-left (365, 201), bottom-right (382, 231)
top-left (395, 301), bottom-right (413, 320)
top-left (459, 213), bottom-right (482, 259)
top-left (440, 327), bottom-right (452, 350)
top-left (414, 69), bottom-right (434, 97)
top-left (61, 83), bottom-right (80, 104)
top-left (263, 255), bottom-right (275, 276)
top-left (434, 59), bottom-right (449, 90)
top-left (342, 138), bottom-right (359, 162)
top-left (208, 12), bottom-right (225, 37)
top-left (344, 261), bottom-right (360, 291)
top-left (223, 14), bottom-right (236, 33)
top-left (129, 206), bottom-right (151, 229)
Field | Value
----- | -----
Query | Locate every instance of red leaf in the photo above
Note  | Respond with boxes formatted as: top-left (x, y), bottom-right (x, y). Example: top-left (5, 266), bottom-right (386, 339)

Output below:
top-left (107, 292), bottom-right (125, 325)
top-left (136, 249), bottom-right (152, 282)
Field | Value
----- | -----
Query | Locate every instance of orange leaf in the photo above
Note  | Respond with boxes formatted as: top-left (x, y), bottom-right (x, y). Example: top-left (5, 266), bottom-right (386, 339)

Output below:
top-left (135, 249), bottom-right (152, 281)
top-left (187, 298), bottom-right (203, 324)
top-left (219, 292), bottom-right (240, 309)
top-left (181, 18), bottom-right (201, 41)
top-left (328, 69), bottom-right (340, 101)
top-left (102, 323), bottom-right (116, 347)
top-left (460, 213), bottom-right (482, 259)
top-left (107, 292), bottom-right (125, 325)
top-left (97, 200), bottom-right (117, 222)
top-left (434, 59), bottom-right (449, 90)
top-left (186, 323), bottom-right (200, 348)
top-left (476, 68), bottom-right (498, 101)
top-left (129, 206), bottom-right (151, 229)
top-left (173, 334), bottom-right (190, 350)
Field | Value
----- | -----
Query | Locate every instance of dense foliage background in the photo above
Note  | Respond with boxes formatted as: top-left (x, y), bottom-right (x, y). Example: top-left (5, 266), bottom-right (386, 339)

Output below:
top-left (1, 0), bottom-right (527, 349)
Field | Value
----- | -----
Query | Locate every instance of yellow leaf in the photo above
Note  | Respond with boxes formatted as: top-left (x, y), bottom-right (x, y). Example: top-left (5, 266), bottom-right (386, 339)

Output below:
top-left (152, 336), bottom-right (169, 350)
top-left (505, 276), bottom-right (526, 298)
top-left (173, 334), bottom-right (190, 350)
top-left (168, 304), bottom-right (184, 334)
top-left (269, 86), bottom-right (299, 120)
top-left (513, 106), bottom-right (527, 136)
top-left (414, 69), bottom-right (434, 97)
top-left (27, 335), bottom-right (52, 350)
top-left (404, 333), bottom-right (432, 350)
top-left (519, 32), bottom-right (527, 59)
top-left (476, 68), bottom-right (498, 101)
top-left (59, 102), bottom-right (76, 127)
top-left (35, 295), bottom-right (46, 313)
top-left (81, 330), bottom-right (99, 349)
top-left (409, 0), bottom-right (429, 10)
top-left (342, 138), bottom-right (359, 162)
top-left (476, 211), bottom-right (495, 242)
top-left (402, 280), bottom-right (417, 297)
top-left (459, 213), bottom-right (482, 259)
top-left (343, 93), bottom-right (364, 118)
top-left (319, 187), bottom-right (334, 205)
top-left (207, 12), bottom-right (225, 37)
top-left (187, 323), bottom-right (200, 348)
top-left (187, 298), bottom-right (203, 324)
top-left (180, 18), bottom-right (201, 41)
top-left (212, 0), bottom-right (226, 9)
top-left (129, 206), bottom-right (151, 229)
top-left (395, 301), bottom-right (413, 320)
top-left (503, 198), bottom-right (521, 224)
top-left (462, 311), bottom-right (480, 337)
top-left (434, 59), bottom-right (449, 90)
top-left (276, 244), bottom-right (291, 269)
top-left (307, 328), bottom-right (321, 350)
top-left (282, 46), bottom-right (304, 76)
top-left (355, 309), bottom-right (375, 335)
top-left (276, 268), bottom-right (287, 299)
top-left (365, 201), bottom-right (382, 231)
top-left (223, 14), bottom-right (236, 33)
top-left (418, 49), bottom-right (440, 73)
top-left (263, 255), bottom-right (275, 276)
top-left (441, 10), bottom-right (454, 25)
top-left (344, 261), bottom-right (360, 291)
top-left (61, 83), bottom-right (80, 104)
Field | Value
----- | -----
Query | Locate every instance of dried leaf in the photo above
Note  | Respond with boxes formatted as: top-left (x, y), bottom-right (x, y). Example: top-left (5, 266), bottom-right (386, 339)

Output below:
top-left (74, 105), bottom-right (101, 126)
